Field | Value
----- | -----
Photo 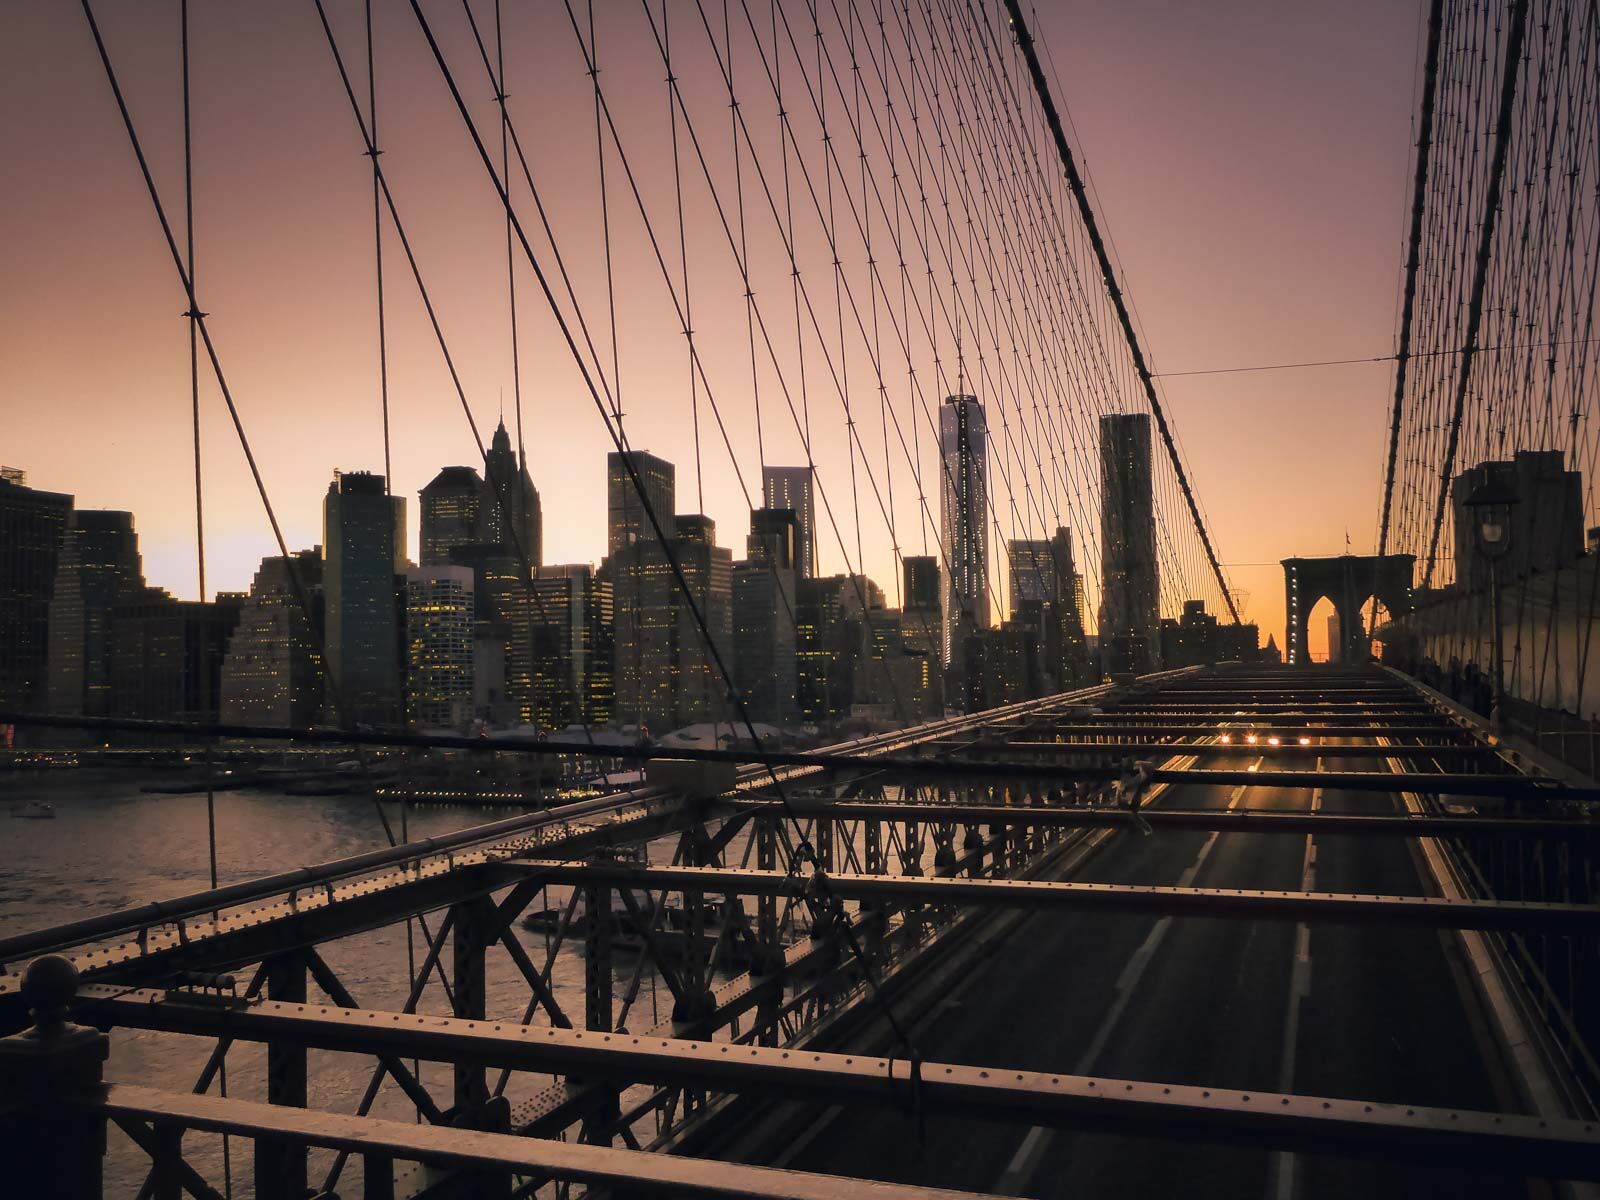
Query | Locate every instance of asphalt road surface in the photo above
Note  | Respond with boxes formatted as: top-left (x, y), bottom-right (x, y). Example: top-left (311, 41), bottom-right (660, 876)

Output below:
top-left (770, 746), bottom-right (1519, 1198)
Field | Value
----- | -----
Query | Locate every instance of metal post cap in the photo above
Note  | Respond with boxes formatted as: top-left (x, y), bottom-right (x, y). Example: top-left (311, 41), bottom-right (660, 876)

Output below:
top-left (21, 955), bottom-right (79, 1033)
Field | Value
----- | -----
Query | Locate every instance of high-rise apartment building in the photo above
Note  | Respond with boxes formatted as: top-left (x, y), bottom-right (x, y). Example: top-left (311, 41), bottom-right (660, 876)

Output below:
top-left (607, 450), bottom-right (676, 556)
top-left (611, 513), bottom-right (731, 732)
top-left (733, 509), bottom-right (799, 724)
top-left (1099, 413), bottom-right (1159, 676)
top-left (405, 566), bottom-right (475, 729)
top-left (221, 551), bottom-right (325, 727)
top-left (517, 563), bottom-right (614, 729)
top-left (324, 471), bottom-right (406, 727)
top-left (47, 510), bottom-right (145, 720)
top-left (939, 395), bottom-right (989, 675)
top-left (480, 420), bottom-right (543, 569)
top-left (0, 469), bottom-right (73, 724)
top-left (419, 466), bottom-right (483, 567)
top-left (762, 466), bottom-right (818, 578)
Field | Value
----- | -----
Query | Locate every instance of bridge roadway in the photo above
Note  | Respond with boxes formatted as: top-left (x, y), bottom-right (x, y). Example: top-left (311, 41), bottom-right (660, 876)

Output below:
top-left (767, 744), bottom-right (1517, 1198)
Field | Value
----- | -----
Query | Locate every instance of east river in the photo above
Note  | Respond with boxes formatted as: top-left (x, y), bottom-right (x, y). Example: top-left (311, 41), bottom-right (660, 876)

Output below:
top-left (1, 769), bottom-right (689, 1197)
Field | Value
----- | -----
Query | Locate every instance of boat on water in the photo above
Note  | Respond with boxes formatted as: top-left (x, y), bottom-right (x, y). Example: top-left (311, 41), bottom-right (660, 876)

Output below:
top-left (10, 800), bottom-right (55, 819)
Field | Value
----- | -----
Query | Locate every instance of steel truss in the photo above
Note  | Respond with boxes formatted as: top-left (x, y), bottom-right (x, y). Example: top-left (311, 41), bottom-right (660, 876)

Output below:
top-left (5, 666), bottom-right (1598, 1198)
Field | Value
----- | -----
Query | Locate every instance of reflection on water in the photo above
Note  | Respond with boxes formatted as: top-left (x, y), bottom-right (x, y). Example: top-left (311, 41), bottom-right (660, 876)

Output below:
top-left (1, 771), bottom-right (677, 1196)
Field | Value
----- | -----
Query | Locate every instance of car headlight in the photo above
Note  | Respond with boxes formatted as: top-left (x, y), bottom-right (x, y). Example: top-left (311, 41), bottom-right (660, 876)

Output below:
top-left (1267, 736), bottom-right (1281, 746)
top-left (1298, 736), bottom-right (1311, 746)
top-left (1219, 733), bottom-right (1232, 744)
top-left (1246, 734), bottom-right (1258, 745)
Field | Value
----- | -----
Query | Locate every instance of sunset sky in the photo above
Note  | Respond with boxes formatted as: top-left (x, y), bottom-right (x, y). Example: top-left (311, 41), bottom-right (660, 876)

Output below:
top-left (0, 1), bottom-right (1424, 656)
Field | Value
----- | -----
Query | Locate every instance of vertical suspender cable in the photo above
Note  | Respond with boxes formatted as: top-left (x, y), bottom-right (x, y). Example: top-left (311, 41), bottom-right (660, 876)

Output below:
top-left (178, 6), bottom-right (229, 1195)
top-left (1421, 0), bottom-right (1531, 588)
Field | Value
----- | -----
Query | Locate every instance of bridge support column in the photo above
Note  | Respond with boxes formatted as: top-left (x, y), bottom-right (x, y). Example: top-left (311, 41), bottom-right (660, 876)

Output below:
top-left (752, 816), bottom-right (783, 1044)
top-left (581, 880), bottom-right (618, 1145)
top-left (257, 952), bottom-right (307, 1200)
top-left (450, 893), bottom-right (494, 1115)
top-left (0, 958), bottom-right (109, 1200)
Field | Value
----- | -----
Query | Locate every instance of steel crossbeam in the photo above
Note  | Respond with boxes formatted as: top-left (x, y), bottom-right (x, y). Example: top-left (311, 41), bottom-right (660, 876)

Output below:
top-left (492, 862), bottom-right (1600, 932)
top-left (85, 1002), bottom-right (1600, 1180)
top-left (97, 1083), bottom-right (987, 1200)
top-left (726, 800), bottom-right (1597, 839)
top-left (960, 741), bottom-right (1501, 759)
top-left (982, 724), bottom-right (1470, 739)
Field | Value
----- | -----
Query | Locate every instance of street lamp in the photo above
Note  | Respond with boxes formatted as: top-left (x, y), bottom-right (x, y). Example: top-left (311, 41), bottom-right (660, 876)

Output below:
top-left (1463, 478), bottom-right (1519, 732)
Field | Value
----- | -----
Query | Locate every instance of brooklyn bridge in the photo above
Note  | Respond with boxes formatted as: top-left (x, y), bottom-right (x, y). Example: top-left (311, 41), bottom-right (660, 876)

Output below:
top-left (1, 1), bottom-right (1597, 1197)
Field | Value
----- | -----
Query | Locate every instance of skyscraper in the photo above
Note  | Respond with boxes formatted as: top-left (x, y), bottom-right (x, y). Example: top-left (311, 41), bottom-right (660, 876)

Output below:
top-left (900, 555), bottom-right (943, 714)
top-left (324, 471), bottom-right (406, 727)
top-left (762, 465), bottom-right (818, 578)
top-left (1100, 413), bottom-right (1159, 676)
top-left (733, 508), bottom-right (799, 725)
top-left (902, 555), bottom-right (940, 612)
top-left (1007, 538), bottom-right (1058, 614)
top-left (47, 510), bottom-right (145, 720)
top-left (405, 565), bottom-right (475, 729)
top-left (610, 509), bottom-right (731, 732)
top-left (419, 466), bottom-right (483, 567)
top-left (480, 420), bottom-right (543, 569)
top-left (1050, 526), bottom-right (1091, 689)
top-left (517, 564), bottom-right (614, 729)
top-left (607, 450), bottom-right (676, 555)
top-left (939, 394), bottom-right (989, 674)
top-left (221, 551), bottom-right (325, 727)
top-left (0, 469), bottom-right (72, 724)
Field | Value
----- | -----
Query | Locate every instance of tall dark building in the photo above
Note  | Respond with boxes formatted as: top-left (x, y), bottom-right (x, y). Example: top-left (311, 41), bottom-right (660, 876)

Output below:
top-left (762, 465), bottom-right (817, 578)
top-left (518, 564), bottom-right (614, 729)
top-left (111, 592), bottom-right (242, 724)
top-left (733, 509), bottom-right (799, 725)
top-left (903, 555), bottom-right (940, 612)
top-left (419, 466), bottom-right (483, 568)
top-left (323, 471), bottom-right (405, 726)
top-left (47, 510), bottom-right (145, 720)
top-left (1048, 527), bottom-right (1092, 690)
top-left (0, 469), bottom-right (73, 724)
top-left (795, 573), bottom-right (884, 723)
top-left (221, 551), bottom-right (325, 727)
top-left (939, 395), bottom-right (989, 674)
top-left (1100, 413), bottom-right (1159, 676)
top-left (448, 542), bottom-right (524, 725)
top-left (610, 512), bottom-right (731, 731)
top-left (480, 420), bottom-right (542, 569)
top-left (900, 555), bottom-right (943, 710)
top-left (1007, 538), bottom-right (1058, 613)
top-left (607, 450), bottom-right (676, 555)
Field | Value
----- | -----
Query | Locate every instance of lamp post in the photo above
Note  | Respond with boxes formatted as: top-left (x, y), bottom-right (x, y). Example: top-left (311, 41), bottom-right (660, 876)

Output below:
top-left (1464, 478), bottom-right (1519, 732)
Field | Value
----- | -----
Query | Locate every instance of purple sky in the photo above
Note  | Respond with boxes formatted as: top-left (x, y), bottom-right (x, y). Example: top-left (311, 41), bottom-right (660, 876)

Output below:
top-left (0, 1), bottom-right (1424, 653)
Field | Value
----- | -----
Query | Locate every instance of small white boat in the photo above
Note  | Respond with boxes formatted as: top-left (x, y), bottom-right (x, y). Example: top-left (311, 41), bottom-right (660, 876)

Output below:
top-left (11, 800), bottom-right (55, 819)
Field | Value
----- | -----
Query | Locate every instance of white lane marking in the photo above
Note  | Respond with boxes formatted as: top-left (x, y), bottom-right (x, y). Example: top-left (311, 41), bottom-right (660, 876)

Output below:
top-left (1274, 756), bottom-right (1323, 1200)
top-left (995, 746), bottom-right (1233, 1195)
top-left (1227, 757), bottom-right (1264, 809)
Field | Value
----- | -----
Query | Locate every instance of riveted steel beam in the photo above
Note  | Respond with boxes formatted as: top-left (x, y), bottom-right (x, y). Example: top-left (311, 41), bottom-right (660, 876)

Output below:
top-left (490, 862), bottom-right (1600, 933)
top-left (89, 1005), bottom-right (1600, 1179)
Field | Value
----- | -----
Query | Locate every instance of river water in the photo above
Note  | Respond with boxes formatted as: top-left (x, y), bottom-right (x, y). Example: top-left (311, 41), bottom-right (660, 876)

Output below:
top-left (1, 770), bottom-right (689, 1196)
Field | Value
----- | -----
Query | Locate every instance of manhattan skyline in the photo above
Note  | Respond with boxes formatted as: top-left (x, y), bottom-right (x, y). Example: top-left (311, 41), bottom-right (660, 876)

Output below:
top-left (2, 1), bottom-right (1422, 657)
